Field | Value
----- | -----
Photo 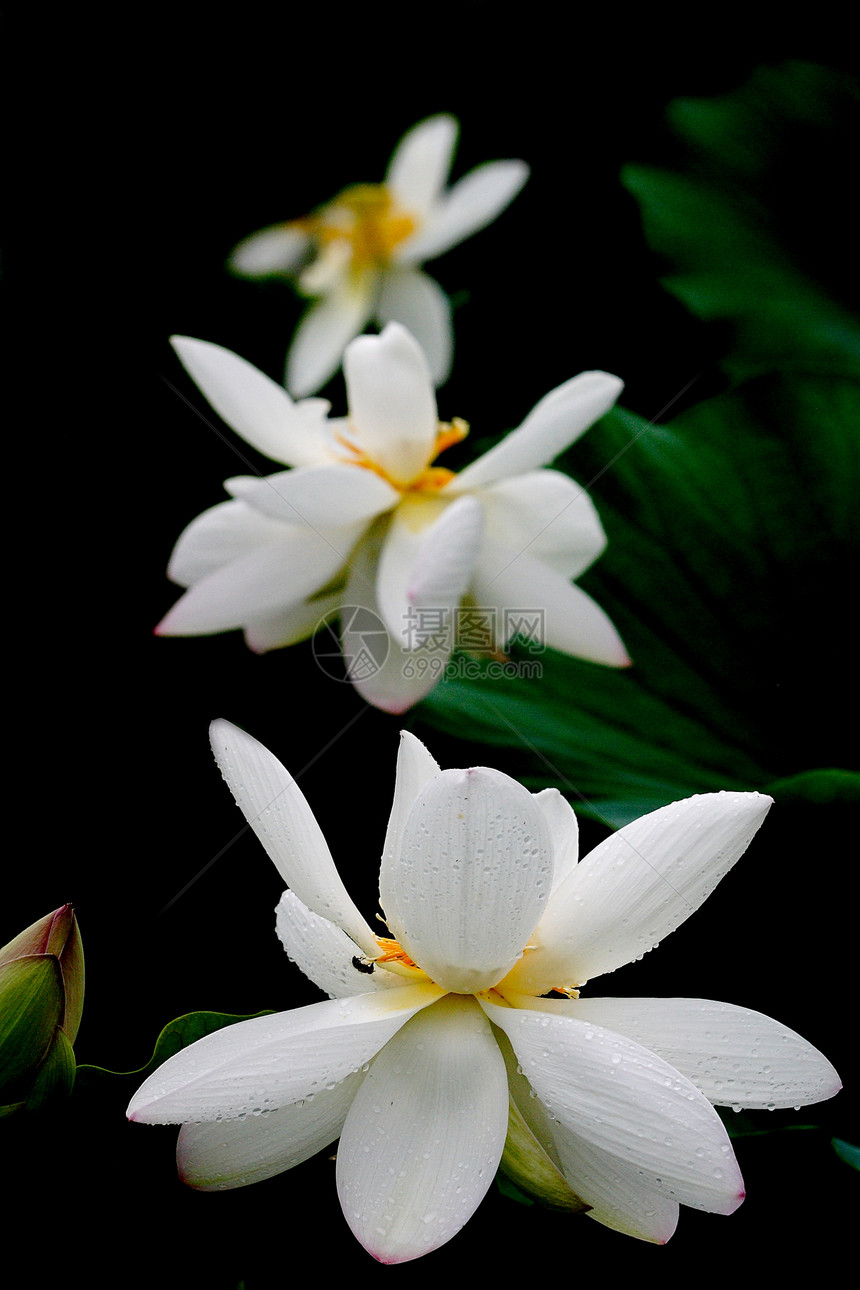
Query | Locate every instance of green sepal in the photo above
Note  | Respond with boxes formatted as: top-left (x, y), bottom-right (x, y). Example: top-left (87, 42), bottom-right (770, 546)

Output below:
top-left (0, 956), bottom-right (64, 1095)
top-left (499, 1096), bottom-right (590, 1213)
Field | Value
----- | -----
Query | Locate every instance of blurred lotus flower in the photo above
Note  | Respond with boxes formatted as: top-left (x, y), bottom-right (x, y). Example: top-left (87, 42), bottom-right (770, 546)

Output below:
top-left (158, 323), bottom-right (628, 711)
top-left (229, 113), bottom-right (528, 396)
top-left (0, 904), bottom-right (84, 1115)
top-left (127, 723), bottom-right (839, 1262)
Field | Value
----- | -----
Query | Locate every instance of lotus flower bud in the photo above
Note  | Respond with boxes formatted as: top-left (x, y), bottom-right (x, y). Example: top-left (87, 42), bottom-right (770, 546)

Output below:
top-left (0, 904), bottom-right (84, 1115)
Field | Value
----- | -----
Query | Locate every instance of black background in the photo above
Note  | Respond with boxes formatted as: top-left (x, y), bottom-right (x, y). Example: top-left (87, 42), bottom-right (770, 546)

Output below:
top-left (6, 6), bottom-right (858, 1284)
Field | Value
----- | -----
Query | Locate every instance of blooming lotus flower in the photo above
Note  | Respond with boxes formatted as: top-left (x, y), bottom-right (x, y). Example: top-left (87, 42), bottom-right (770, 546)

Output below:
top-left (229, 114), bottom-right (529, 395)
top-left (157, 322), bottom-right (629, 711)
top-left (127, 723), bottom-right (840, 1263)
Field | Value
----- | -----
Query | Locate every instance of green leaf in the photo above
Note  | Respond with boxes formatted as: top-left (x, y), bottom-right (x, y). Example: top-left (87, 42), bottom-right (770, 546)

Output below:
top-left (622, 61), bottom-right (860, 382)
top-left (73, 1009), bottom-right (275, 1094)
top-left (418, 373), bottom-right (859, 826)
top-left (832, 1138), bottom-right (860, 1171)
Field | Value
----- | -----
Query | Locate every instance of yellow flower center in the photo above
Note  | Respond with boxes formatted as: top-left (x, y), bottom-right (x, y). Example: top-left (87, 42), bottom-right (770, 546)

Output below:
top-left (305, 183), bottom-right (417, 273)
top-left (337, 418), bottom-right (470, 493)
top-left (369, 936), bottom-right (430, 982)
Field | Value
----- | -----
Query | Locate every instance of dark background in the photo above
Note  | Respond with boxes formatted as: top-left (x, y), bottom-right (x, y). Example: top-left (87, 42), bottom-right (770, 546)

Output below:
top-left (7, 6), bottom-right (857, 1284)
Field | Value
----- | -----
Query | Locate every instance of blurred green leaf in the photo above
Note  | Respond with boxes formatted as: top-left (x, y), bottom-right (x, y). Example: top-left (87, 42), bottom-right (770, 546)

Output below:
top-left (832, 1138), bottom-right (860, 1170)
top-left (418, 373), bottom-right (859, 825)
top-left (622, 61), bottom-right (860, 382)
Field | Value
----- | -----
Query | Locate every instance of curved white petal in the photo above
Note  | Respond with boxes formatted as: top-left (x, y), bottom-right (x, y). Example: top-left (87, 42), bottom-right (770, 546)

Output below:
top-left (228, 223), bottom-right (310, 278)
top-left (209, 720), bottom-right (379, 957)
top-left (477, 469), bottom-right (608, 579)
top-left (572, 997), bottom-right (842, 1110)
top-left (532, 788), bottom-right (579, 893)
top-left (343, 323), bottom-right (438, 484)
top-left (471, 547), bottom-right (630, 666)
top-left (225, 463), bottom-right (399, 527)
top-left (399, 160), bottom-right (529, 264)
top-left (380, 767), bottom-right (552, 994)
top-left (448, 371), bottom-right (623, 492)
top-left (483, 998), bottom-right (745, 1216)
top-left (287, 280), bottom-right (377, 398)
top-left (340, 526), bottom-right (452, 713)
top-left (157, 523), bottom-right (361, 637)
top-left (166, 499), bottom-right (286, 588)
top-left (275, 890), bottom-right (404, 999)
top-left (505, 792), bottom-right (773, 995)
top-left (385, 114), bottom-right (458, 219)
top-left (171, 337), bottom-right (331, 468)
top-left (380, 732), bottom-right (442, 881)
top-left (375, 267), bottom-right (453, 386)
top-left (336, 994), bottom-right (508, 1264)
top-left (127, 984), bottom-right (442, 1123)
top-left (375, 495), bottom-right (444, 646)
top-left (177, 1070), bottom-right (362, 1190)
top-left (243, 591), bottom-right (341, 653)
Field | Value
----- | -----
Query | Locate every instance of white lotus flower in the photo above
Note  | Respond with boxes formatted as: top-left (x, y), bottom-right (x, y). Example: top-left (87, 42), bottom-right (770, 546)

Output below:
top-left (229, 113), bottom-right (528, 396)
top-left (157, 322), bottom-right (629, 712)
top-left (127, 723), bottom-right (840, 1264)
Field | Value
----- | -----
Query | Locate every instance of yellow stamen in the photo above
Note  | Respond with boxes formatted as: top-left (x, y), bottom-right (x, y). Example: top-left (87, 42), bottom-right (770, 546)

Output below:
top-left (374, 936), bottom-right (418, 969)
top-left (306, 183), bottom-right (417, 273)
top-left (336, 418), bottom-right (470, 495)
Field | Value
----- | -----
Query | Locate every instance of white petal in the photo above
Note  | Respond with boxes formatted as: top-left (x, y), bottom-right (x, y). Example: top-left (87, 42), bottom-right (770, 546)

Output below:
top-left (225, 463), bottom-right (399, 527)
top-left (228, 223), bottom-right (310, 278)
top-left (209, 720), bottom-right (379, 957)
top-left (380, 766), bottom-right (552, 994)
top-left (340, 527), bottom-right (453, 713)
top-left (572, 997), bottom-right (842, 1110)
top-left (343, 323), bottom-right (438, 484)
top-left (275, 890), bottom-right (404, 999)
top-left (449, 371), bottom-right (623, 492)
top-left (171, 336), bottom-right (331, 467)
top-left (177, 1071), bottom-right (362, 1190)
top-left (532, 788), bottom-right (579, 893)
top-left (483, 998), bottom-right (745, 1215)
top-left (127, 984), bottom-right (442, 1123)
top-left (377, 495), bottom-right (483, 650)
top-left (156, 523), bottom-right (361, 637)
top-left (243, 591), bottom-right (341, 653)
top-left (166, 499), bottom-right (286, 588)
top-left (477, 469), bottom-right (608, 579)
top-left (375, 267), bottom-right (453, 386)
top-left (287, 280), bottom-right (377, 398)
top-left (471, 547), bottom-right (630, 666)
top-left (380, 731), bottom-right (443, 881)
top-left (336, 994), bottom-right (508, 1264)
top-left (399, 160), bottom-right (529, 264)
top-left (505, 792), bottom-right (774, 995)
top-left (385, 114), bottom-right (458, 219)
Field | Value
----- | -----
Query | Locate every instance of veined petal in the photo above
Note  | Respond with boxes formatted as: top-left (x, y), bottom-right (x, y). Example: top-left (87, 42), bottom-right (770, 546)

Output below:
top-left (471, 548), bottom-right (630, 666)
top-left (375, 267), bottom-right (453, 386)
top-left (336, 994), bottom-right (508, 1264)
top-left (157, 524), bottom-right (361, 637)
top-left (399, 159), bottom-right (529, 264)
top-left (448, 371), bottom-right (623, 492)
top-left (127, 984), bottom-right (443, 1124)
top-left (209, 720), bottom-right (379, 957)
top-left (275, 891), bottom-right (404, 1000)
top-left (505, 792), bottom-right (773, 995)
top-left (477, 470), bottom-right (608, 579)
top-left (287, 280), bottom-right (378, 398)
top-left (380, 767), bottom-right (552, 994)
top-left (380, 732), bottom-right (443, 881)
top-left (532, 788), bottom-right (579, 893)
top-left (340, 526), bottom-right (453, 713)
top-left (225, 463), bottom-right (399, 527)
top-left (243, 591), bottom-right (341, 654)
top-left (385, 114), bottom-right (457, 220)
top-left (228, 223), bottom-right (310, 278)
top-left (483, 998), bottom-right (745, 1216)
top-left (171, 336), bottom-right (331, 468)
top-left (571, 997), bottom-right (842, 1109)
top-left (166, 499), bottom-right (287, 588)
top-left (178, 1071), bottom-right (362, 1190)
top-left (343, 323), bottom-right (438, 484)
